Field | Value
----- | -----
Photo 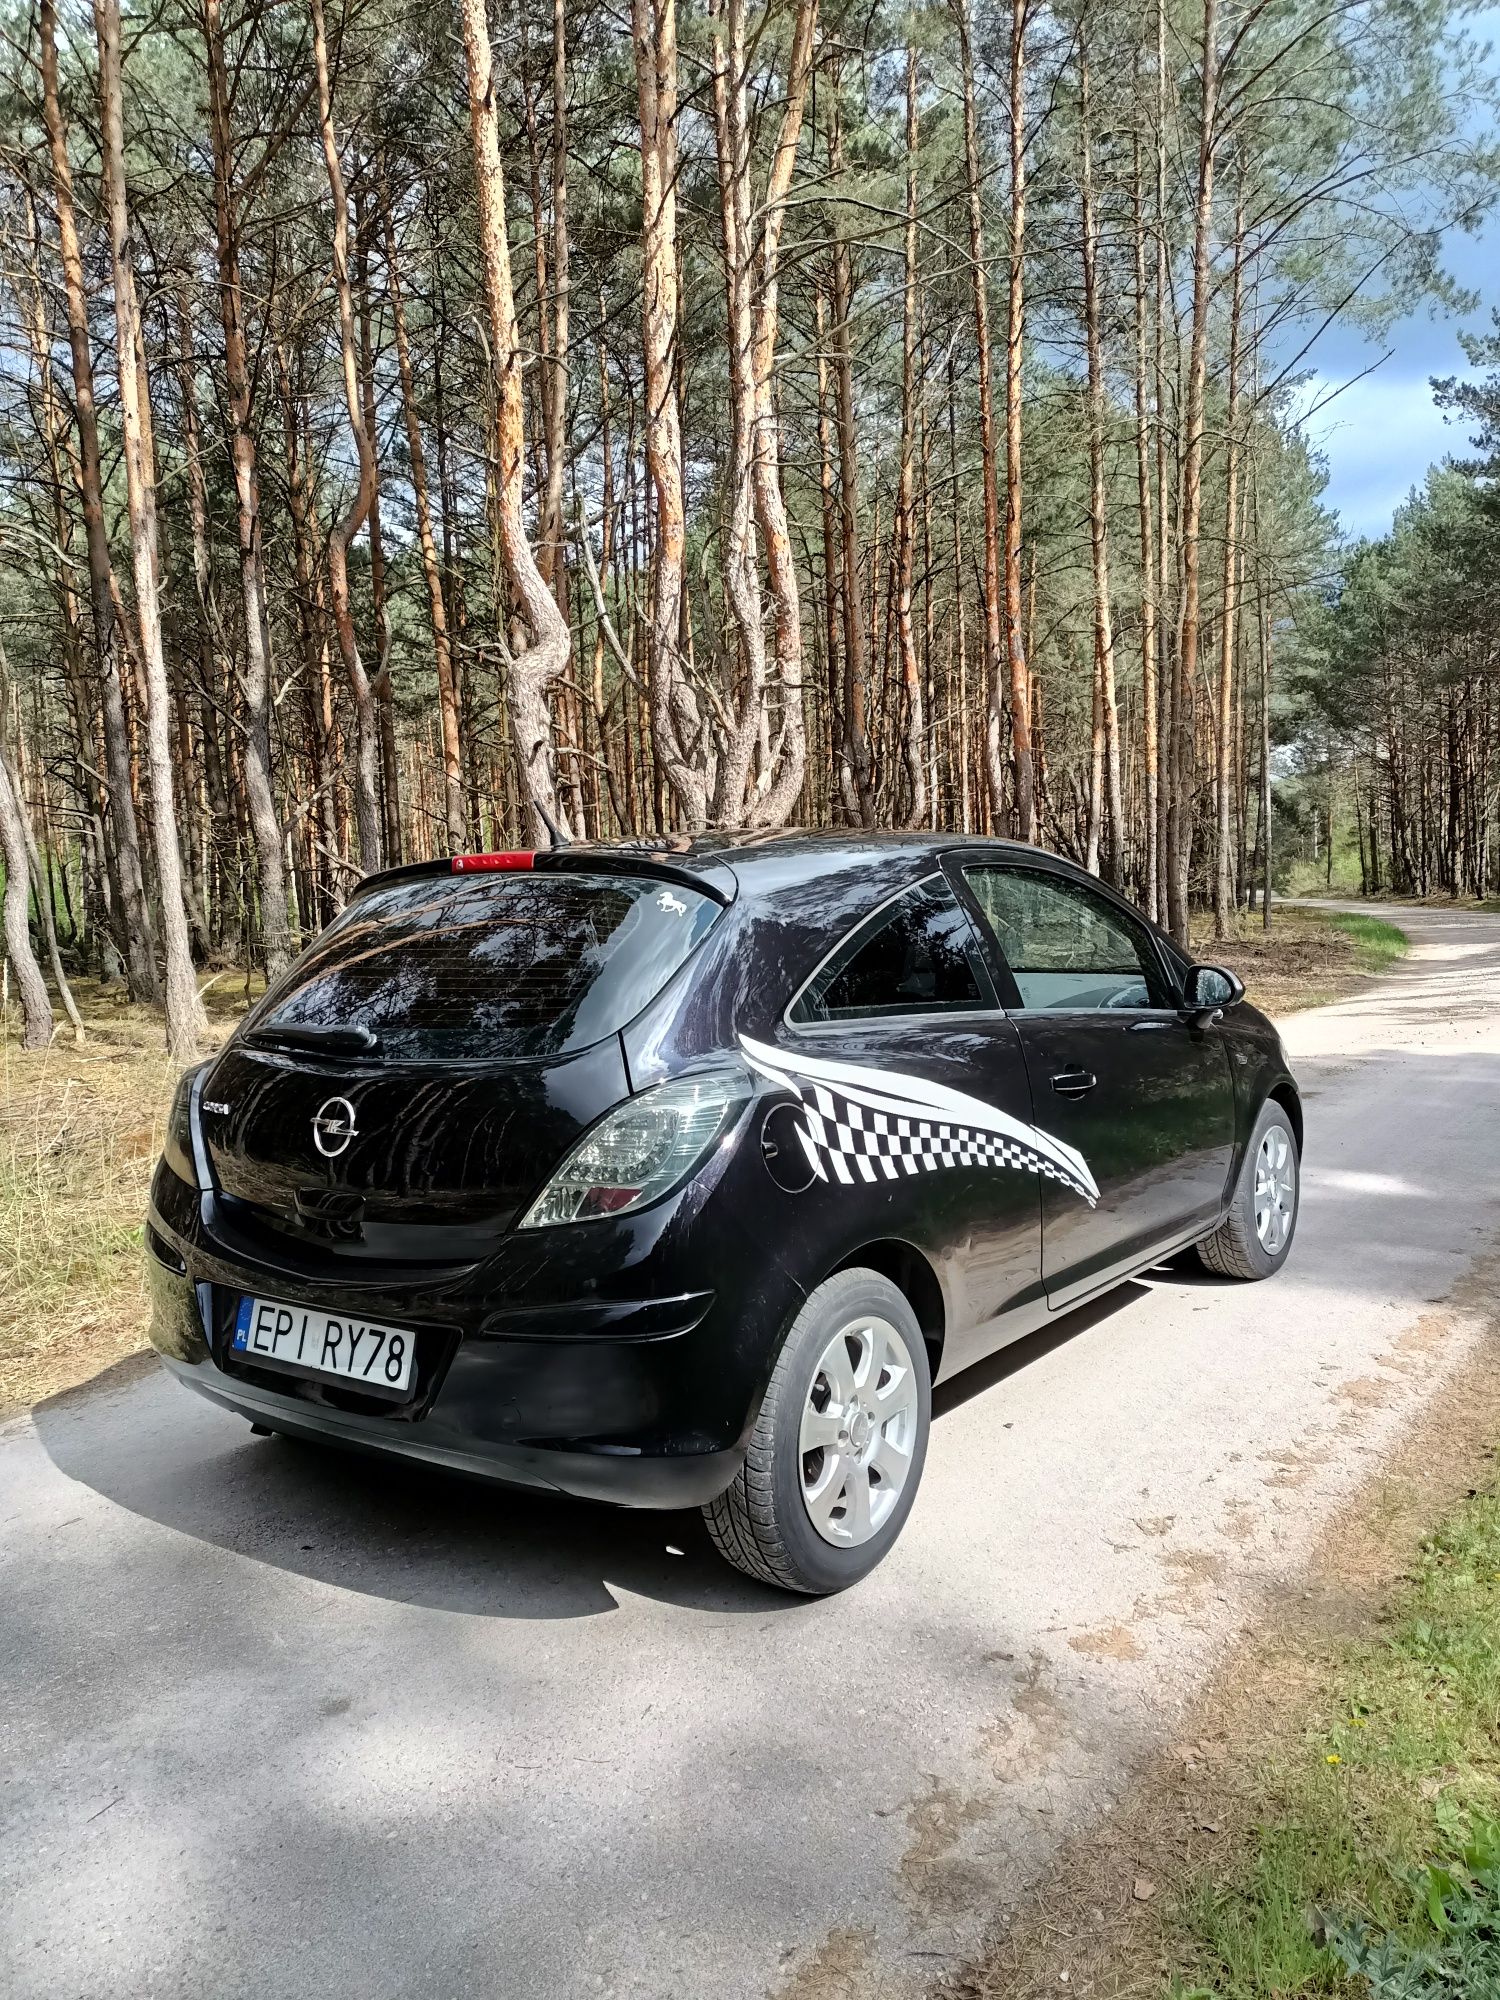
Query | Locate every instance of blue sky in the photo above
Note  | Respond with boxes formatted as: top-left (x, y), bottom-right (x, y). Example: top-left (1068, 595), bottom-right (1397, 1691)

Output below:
top-left (1293, 7), bottom-right (1499, 542)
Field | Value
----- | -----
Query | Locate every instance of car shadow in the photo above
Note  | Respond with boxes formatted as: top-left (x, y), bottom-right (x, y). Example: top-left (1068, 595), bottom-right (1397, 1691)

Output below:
top-left (32, 1277), bottom-right (1148, 1624)
top-left (33, 1356), bottom-right (772, 1621)
top-left (933, 1279), bottom-right (1150, 1418)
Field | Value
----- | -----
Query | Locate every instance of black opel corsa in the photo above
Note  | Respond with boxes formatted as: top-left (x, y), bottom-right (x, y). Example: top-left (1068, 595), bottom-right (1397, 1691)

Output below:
top-left (147, 832), bottom-right (1301, 1594)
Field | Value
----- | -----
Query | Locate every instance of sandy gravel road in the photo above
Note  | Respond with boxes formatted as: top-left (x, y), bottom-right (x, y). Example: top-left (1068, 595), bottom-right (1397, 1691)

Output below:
top-left (3, 901), bottom-right (1498, 2000)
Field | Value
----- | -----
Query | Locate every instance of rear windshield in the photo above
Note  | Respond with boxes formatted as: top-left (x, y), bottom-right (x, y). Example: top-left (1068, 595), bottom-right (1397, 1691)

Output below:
top-left (244, 871), bottom-right (721, 1062)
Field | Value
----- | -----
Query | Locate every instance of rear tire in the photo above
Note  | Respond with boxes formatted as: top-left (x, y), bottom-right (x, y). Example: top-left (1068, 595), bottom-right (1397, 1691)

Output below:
top-left (1196, 1099), bottom-right (1299, 1281)
top-left (703, 1268), bottom-right (931, 1596)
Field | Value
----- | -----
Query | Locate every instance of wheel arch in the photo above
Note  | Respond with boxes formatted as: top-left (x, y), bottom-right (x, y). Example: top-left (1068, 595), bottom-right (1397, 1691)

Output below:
top-left (827, 1237), bottom-right (946, 1381)
top-left (1266, 1078), bottom-right (1304, 1158)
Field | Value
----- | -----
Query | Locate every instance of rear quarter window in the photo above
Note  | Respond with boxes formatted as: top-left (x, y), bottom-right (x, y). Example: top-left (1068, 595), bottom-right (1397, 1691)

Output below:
top-left (244, 872), bottom-right (721, 1061)
top-left (789, 876), bottom-right (994, 1025)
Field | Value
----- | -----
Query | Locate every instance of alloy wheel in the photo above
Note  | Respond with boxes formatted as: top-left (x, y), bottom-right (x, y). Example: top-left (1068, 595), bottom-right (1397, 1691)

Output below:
top-left (798, 1315), bottom-right (920, 1548)
top-left (1254, 1123), bottom-right (1296, 1253)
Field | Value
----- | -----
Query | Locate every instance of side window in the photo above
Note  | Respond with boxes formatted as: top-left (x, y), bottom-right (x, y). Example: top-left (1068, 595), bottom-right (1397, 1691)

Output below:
top-left (790, 877), bottom-right (994, 1025)
top-left (964, 867), bottom-right (1168, 1012)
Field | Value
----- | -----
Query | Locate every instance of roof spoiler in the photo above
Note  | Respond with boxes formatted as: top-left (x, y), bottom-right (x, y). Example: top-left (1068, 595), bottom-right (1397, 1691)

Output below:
top-left (349, 847), bottom-right (733, 908)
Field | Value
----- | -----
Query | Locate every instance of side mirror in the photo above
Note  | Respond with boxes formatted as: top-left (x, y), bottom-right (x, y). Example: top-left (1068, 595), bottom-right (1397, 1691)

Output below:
top-left (1182, 963), bottom-right (1244, 1023)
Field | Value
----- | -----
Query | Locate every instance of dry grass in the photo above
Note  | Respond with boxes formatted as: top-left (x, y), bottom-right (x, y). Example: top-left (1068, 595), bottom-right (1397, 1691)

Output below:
top-left (1194, 905), bottom-right (1409, 1017)
top-left (0, 977), bottom-right (254, 1416)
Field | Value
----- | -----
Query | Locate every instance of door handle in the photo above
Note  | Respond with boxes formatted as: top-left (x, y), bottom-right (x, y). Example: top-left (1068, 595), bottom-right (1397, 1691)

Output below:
top-left (1049, 1067), bottom-right (1097, 1098)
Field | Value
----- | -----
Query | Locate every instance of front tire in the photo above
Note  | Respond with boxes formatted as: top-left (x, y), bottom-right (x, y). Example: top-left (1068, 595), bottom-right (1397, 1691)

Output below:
top-left (703, 1268), bottom-right (932, 1595)
top-left (1196, 1099), bottom-right (1299, 1280)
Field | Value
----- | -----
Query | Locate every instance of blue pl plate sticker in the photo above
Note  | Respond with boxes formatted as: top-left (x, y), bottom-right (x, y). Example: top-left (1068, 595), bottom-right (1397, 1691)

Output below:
top-left (232, 1296), bottom-right (254, 1351)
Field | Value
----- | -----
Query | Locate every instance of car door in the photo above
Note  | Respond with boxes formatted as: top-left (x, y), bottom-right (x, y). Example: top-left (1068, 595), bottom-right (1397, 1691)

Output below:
top-left (775, 872), bottom-right (1047, 1372)
top-left (960, 861), bottom-right (1235, 1308)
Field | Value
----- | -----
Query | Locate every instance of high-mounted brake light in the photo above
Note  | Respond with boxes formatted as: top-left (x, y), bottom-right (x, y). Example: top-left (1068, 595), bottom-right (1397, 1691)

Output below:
top-left (450, 851), bottom-right (536, 873)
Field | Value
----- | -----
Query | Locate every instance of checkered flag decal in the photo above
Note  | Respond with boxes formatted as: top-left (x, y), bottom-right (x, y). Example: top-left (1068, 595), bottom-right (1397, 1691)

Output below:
top-left (740, 1035), bottom-right (1099, 1207)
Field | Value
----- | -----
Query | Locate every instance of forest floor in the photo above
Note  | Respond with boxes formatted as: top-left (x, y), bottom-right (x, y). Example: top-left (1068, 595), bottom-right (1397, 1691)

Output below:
top-left (1197, 904), bottom-right (1409, 1015)
top-left (0, 905), bottom-right (1407, 1419)
top-left (0, 977), bottom-right (254, 1416)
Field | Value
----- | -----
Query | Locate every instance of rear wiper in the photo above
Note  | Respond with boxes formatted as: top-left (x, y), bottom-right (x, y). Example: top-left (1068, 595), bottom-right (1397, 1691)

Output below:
top-left (244, 1022), bottom-right (381, 1057)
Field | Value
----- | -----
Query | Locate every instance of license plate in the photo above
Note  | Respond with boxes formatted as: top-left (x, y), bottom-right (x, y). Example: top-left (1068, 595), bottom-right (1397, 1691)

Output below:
top-left (231, 1296), bottom-right (416, 1394)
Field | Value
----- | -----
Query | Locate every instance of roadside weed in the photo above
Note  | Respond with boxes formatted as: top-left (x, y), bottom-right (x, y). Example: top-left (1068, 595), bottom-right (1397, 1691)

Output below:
top-left (1166, 1486), bottom-right (1500, 1996)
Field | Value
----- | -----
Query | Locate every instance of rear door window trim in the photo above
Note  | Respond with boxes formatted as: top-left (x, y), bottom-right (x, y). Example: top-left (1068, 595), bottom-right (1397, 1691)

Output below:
top-left (783, 870), bottom-right (1003, 1035)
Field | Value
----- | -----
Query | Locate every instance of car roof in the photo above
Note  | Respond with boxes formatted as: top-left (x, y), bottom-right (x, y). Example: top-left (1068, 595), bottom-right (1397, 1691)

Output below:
top-left (353, 829), bottom-right (1133, 931)
top-left (557, 828), bottom-right (1064, 902)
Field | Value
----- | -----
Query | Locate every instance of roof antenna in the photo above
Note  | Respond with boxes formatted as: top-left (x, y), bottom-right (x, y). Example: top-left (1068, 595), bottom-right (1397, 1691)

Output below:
top-left (534, 799), bottom-right (572, 849)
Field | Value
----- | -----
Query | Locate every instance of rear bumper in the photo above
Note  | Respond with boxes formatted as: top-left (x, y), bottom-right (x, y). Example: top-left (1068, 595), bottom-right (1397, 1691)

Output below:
top-left (144, 1155), bottom-right (803, 1511)
top-left (157, 1349), bottom-right (742, 1507)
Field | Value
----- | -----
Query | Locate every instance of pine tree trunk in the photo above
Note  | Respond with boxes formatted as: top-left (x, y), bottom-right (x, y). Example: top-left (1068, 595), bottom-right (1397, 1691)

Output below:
top-left (1260, 565), bottom-right (1273, 927)
top-left (541, 0), bottom-right (570, 601)
top-left (896, 41), bottom-right (927, 829)
top-left (1, 683), bottom-right (84, 1040)
top-left (1167, 0), bottom-right (1219, 949)
top-left (812, 283), bottom-right (850, 822)
top-left (93, 0), bottom-right (205, 1056)
top-left (12, 191), bottom-right (102, 1028)
top-left (380, 174), bottom-right (466, 855)
top-left (0, 716), bottom-right (53, 1049)
top-left (710, 0), bottom-right (770, 824)
top-left (828, 81), bottom-right (875, 828)
top-left (171, 289), bottom-right (216, 955)
top-left (1129, 128), bottom-right (1160, 919)
top-left (1079, 36), bottom-right (1123, 883)
top-left (1214, 210), bottom-right (1246, 939)
top-left (1003, 0), bottom-right (1035, 841)
top-left (745, 0), bottom-right (817, 827)
top-left (355, 203), bottom-right (400, 862)
top-left (954, 0), bottom-right (1007, 834)
top-left (460, 0), bottom-right (574, 843)
top-left (633, 0), bottom-right (707, 827)
top-left (310, 0), bottom-right (382, 872)
top-left (39, 0), bottom-right (156, 1002)
top-left (203, 0), bottom-right (293, 974)
top-left (1153, 0), bottom-right (1174, 928)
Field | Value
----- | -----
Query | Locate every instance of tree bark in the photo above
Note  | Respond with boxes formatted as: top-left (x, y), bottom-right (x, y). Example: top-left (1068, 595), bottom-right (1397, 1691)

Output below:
top-left (39, 0), bottom-right (156, 1002)
top-left (355, 198), bottom-right (400, 861)
top-left (1131, 124), bottom-right (1159, 919)
top-left (745, 0), bottom-right (817, 828)
top-left (459, 0), bottom-right (574, 844)
top-left (709, 0), bottom-right (770, 824)
top-left (955, 0), bottom-right (1007, 834)
top-left (633, 0), bottom-right (707, 826)
top-left (1153, 0), bottom-right (1174, 928)
top-left (828, 79), bottom-right (875, 828)
top-left (814, 281), bottom-right (853, 821)
top-left (203, 0), bottom-right (294, 974)
top-left (0, 713), bottom-right (53, 1049)
top-left (380, 174), bottom-right (466, 854)
top-left (1079, 32), bottom-right (1123, 883)
top-left (1214, 201), bottom-right (1246, 939)
top-left (540, 0), bottom-right (570, 600)
top-left (12, 190), bottom-right (101, 1026)
top-left (310, 0), bottom-right (382, 872)
top-left (896, 41), bottom-right (927, 829)
top-left (1167, 0), bottom-right (1220, 947)
top-left (1003, 0), bottom-right (1035, 841)
top-left (93, 0), bottom-right (205, 1056)
top-left (272, 329), bottom-right (343, 918)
